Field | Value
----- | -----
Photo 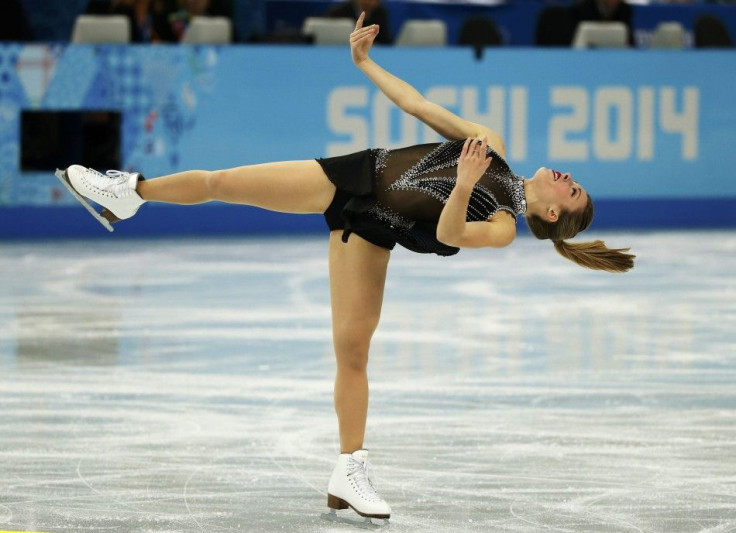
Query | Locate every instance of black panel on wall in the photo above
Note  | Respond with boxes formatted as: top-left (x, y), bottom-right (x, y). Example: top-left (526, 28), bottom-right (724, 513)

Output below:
top-left (21, 110), bottom-right (121, 172)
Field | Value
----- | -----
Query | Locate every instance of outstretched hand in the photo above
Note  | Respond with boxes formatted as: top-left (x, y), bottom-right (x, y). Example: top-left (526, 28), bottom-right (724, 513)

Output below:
top-left (457, 137), bottom-right (492, 189)
top-left (350, 12), bottom-right (380, 65)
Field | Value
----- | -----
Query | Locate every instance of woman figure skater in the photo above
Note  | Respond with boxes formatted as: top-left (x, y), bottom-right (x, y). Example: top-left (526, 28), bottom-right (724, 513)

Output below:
top-left (58, 13), bottom-right (634, 523)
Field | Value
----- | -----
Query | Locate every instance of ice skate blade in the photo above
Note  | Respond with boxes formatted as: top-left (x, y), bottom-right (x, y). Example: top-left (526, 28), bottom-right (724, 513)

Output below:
top-left (54, 169), bottom-right (114, 232)
top-left (321, 509), bottom-right (389, 530)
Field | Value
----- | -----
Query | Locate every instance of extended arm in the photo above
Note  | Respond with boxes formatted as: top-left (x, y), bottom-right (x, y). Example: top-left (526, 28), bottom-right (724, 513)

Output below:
top-left (436, 138), bottom-right (516, 248)
top-left (349, 15), bottom-right (506, 157)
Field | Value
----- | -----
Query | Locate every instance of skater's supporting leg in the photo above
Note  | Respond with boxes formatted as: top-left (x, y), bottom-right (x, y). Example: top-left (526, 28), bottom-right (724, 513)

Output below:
top-left (328, 231), bottom-right (389, 453)
top-left (137, 160), bottom-right (336, 214)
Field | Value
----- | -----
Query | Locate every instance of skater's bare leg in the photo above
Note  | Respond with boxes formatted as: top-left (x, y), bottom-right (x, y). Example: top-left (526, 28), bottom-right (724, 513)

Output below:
top-left (329, 231), bottom-right (389, 453)
top-left (137, 160), bottom-right (336, 214)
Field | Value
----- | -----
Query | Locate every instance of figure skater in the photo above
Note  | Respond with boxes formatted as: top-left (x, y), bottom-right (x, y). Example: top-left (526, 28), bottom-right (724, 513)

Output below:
top-left (55, 12), bottom-right (634, 524)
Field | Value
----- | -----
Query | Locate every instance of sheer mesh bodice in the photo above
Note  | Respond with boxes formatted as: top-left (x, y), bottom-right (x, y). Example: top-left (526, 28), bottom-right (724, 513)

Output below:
top-left (370, 141), bottom-right (526, 224)
top-left (328, 140), bottom-right (527, 257)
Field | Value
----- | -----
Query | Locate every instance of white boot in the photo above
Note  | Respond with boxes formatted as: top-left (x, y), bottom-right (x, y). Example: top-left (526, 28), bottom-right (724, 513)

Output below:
top-left (327, 450), bottom-right (391, 519)
top-left (65, 165), bottom-right (145, 221)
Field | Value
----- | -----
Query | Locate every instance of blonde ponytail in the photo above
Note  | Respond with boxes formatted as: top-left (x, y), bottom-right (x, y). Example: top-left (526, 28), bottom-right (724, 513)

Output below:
top-left (553, 239), bottom-right (634, 273)
top-left (525, 193), bottom-right (635, 272)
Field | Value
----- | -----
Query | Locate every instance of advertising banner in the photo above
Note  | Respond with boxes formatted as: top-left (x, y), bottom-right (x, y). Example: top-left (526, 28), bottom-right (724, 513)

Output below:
top-left (1, 45), bottom-right (734, 235)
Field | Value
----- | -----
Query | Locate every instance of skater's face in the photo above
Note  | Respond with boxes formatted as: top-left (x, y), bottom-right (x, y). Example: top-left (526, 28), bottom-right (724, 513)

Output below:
top-left (532, 167), bottom-right (588, 223)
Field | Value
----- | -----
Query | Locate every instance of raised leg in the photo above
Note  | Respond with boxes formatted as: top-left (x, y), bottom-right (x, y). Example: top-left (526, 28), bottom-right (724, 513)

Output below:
top-left (137, 160), bottom-right (336, 214)
top-left (328, 231), bottom-right (390, 453)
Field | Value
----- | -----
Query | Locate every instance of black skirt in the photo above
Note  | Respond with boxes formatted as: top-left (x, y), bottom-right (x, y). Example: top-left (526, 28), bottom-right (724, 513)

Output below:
top-left (316, 149), bottom-right (460, 256)
top-left (316, 149), bottom-right (375, 198)
top-left (316, 150), bottom-right (398, 250)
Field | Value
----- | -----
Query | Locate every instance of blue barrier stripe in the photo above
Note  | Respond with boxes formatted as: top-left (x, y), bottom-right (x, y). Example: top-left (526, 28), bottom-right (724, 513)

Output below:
top-left (1, 198), bottom-right (735, 239)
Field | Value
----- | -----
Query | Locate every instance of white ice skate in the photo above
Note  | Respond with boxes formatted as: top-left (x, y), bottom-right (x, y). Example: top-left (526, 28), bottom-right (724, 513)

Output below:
top-left (322, 450), bottom-right (391, 529)
top-left (54, 165), bottom-right (145, 232)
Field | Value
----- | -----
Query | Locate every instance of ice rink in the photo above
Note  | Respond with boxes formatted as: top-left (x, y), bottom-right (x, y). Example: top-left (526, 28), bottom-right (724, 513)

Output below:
top-left (1, 231), bottom-right (735, 533)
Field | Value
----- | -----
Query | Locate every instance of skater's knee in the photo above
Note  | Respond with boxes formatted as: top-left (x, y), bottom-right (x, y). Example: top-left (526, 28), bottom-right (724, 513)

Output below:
top-left (204, 169), bottom-right (228, 200)
top-left (333, 313), bottom-right (379, 372)
top-left (334, 331), bottom-right (372, 372)
top-left (336, 350), bottom-right (369, 373)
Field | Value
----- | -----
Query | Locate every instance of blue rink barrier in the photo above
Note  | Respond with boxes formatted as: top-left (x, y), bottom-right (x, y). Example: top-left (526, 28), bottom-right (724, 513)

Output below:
top-left (1, 45), bottom-right (735, 238)
top-left (0, 205), bottom-right (326, 239)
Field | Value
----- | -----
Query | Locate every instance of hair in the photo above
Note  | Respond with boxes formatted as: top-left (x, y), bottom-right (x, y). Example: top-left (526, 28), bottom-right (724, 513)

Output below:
top-left (525, 193), bottom-right (635, 273)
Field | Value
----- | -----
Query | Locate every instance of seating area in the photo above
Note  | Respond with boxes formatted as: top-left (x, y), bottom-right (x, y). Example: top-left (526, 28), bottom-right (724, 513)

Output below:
top-left (3, 0), bottom-right (735, 49)
top-left (395, 19), bottom-right (448, 46)
top-left (650, 21), bottom-right (687, 48)
top-left (181, 16), bottom-right (233, 44)
top-left (71, 15), bottom-right (131, 44)
top-left (264, 0), bottom-right (735, 49)
top-left (572, 21), bottom-right (629, 49)
top-left (71, 12), bottom-right (234, 44)
top-left (301, 17), bottom-right (353, 45)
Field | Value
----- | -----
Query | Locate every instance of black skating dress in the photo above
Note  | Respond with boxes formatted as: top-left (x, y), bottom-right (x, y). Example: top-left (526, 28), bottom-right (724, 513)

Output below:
top-left (318, 140), bottom-right (527, 256)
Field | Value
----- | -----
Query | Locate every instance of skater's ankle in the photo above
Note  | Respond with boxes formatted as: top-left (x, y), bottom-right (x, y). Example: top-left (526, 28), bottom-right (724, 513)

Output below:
top-left (341, 447), bottom-right (365, 454)
top-left (136, 181), bottom-right (151, 200)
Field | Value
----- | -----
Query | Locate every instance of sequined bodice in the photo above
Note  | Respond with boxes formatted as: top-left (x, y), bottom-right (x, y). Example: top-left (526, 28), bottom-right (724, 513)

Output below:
top-left (364, 141), bottom-right (526, 239)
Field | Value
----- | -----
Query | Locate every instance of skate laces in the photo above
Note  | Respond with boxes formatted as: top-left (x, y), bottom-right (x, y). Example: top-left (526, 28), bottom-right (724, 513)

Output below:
top-left (346, 456), bottom-right (383, 502)
top-left (87, 169), bottom-right (137, 197)
top-left (105, 170), bottom-right (133, 180)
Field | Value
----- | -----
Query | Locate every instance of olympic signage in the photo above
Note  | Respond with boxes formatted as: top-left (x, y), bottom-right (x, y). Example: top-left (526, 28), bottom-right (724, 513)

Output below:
top-left (317, 49), bottom-right (724, 200)
top-left (327, 85), bottom-right (699, 163)
top-left (0, 45), bottom-right (734, 234)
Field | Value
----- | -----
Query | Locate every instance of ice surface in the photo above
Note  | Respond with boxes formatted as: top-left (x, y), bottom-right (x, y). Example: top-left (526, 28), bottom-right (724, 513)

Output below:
top-left (0, 231), bottom-right (735, 532)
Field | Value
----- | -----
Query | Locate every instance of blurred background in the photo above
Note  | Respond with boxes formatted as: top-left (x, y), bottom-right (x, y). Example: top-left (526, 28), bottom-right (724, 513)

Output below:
top-left (1, 5), bottom-right (735, 531)
top-left (1, 0), bottom-right (735, 238)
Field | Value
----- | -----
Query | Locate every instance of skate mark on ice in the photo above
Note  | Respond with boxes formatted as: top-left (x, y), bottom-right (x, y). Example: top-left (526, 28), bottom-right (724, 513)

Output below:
top-left (509, 497), bottom-right (647, 533)
top-left (508, 501), bottom-right (570, 532)
top-left (184, 467), bottom-right (206, 533)
top-left (75, 457), bottom-right (143, 514)
top-left (261, 392), bottom-right (332, 498)
top-left (0, 502), bottom-right (13, 524)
